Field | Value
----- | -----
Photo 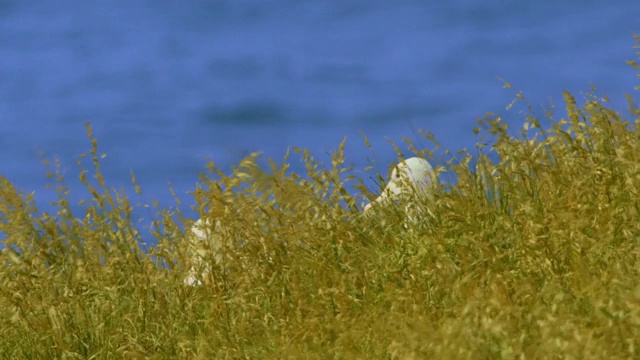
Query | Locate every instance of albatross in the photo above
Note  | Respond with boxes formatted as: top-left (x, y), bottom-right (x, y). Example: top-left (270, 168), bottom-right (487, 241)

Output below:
top-left (184, 218), bottom-right (225, 286)
top-left (185, 157), bottom-right (436, 285)
top-left (364, 157), bottom-right (436, 215)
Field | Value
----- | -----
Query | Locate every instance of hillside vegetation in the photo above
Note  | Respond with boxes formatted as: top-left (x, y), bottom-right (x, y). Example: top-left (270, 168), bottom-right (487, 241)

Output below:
top-left (1, 43), bottom-right (639, 359)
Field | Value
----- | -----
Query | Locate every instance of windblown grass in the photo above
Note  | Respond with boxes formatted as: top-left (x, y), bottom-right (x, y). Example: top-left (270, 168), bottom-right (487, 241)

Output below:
top-left (2, 48), bottom-right (640, 359)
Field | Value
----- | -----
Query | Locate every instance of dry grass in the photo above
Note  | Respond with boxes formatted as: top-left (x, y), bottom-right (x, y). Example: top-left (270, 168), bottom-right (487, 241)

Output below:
top-left (2, 45), bottom-right (640, 359)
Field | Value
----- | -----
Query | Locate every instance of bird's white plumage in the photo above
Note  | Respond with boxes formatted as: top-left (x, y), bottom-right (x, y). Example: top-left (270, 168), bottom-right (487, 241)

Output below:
top-left (184, 218), bottom-right (224, 286)
top-left (364, 157), bottom-right (436, 213)
top-left (185, 157), bottom-right (436, 285)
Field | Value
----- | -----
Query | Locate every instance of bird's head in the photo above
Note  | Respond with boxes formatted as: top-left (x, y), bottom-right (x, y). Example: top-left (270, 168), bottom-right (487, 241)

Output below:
top-left (364, 157), bottom-right (435, 213)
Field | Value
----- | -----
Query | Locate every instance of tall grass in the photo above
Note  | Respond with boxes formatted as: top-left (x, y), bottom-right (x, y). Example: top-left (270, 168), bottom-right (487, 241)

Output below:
top-left (2, 48), bottom-right (640, 359)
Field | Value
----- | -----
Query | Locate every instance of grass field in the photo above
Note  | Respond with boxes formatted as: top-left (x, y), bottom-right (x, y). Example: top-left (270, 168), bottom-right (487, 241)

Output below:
top-left (1, 42), bottom-right (639, 360)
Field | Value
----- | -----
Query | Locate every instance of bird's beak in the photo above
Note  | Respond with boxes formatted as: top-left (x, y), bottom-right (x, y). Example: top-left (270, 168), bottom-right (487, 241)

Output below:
top-left (364, 181), bottom-right (399, 214)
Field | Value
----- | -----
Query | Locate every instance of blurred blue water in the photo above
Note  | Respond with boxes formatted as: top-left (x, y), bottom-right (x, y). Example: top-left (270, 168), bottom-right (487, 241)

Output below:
top-left (0, 0), bottom-right (638, 235)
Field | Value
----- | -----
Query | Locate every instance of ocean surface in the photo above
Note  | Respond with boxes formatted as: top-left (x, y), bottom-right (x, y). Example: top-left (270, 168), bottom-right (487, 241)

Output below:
top-left (1, 1), bottom-right (639, 235)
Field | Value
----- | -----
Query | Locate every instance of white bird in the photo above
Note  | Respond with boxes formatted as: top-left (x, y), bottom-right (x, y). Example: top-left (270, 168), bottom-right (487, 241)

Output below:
top-left (185, 213), bottom-right (265, 285)
top-left (364, 157), bottom-right (436, 218)
top-left (184, 217), bottom-right (228, 286)
top-left (185, 157), bottom-right (436, 285)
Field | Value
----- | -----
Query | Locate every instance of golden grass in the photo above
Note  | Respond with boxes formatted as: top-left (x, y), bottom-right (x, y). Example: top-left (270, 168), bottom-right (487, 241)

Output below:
top-left (2, 44), bottom-right (640, 359)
